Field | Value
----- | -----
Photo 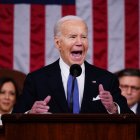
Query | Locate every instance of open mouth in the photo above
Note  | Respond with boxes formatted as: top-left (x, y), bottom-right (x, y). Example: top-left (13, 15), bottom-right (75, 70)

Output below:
top-left (71, 51), bottom-right (82, 57)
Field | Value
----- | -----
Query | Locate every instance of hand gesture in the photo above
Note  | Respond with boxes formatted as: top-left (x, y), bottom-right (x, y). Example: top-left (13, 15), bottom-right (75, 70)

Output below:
top-left (29, 95), bottom-right (51, 114)
top-left (99, 84), bottom-right (117, 114)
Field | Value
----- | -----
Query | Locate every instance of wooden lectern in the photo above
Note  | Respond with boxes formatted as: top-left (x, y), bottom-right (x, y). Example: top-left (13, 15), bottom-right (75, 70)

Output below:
top-left (1, 114), bottom-right (140, 140)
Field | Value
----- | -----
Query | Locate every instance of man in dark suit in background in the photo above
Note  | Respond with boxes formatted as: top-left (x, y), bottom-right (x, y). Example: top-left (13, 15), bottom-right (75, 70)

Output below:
top-left (116, 68), bottom-right (140, 114)
top-left (13, 15), bottom-right (133, 114)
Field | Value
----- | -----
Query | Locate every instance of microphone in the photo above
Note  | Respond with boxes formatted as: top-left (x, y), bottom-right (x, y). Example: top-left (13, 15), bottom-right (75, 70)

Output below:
top-left (70, 64), bottom-right (82, 77)
top-left (69, 64), bottom-right (82, 113)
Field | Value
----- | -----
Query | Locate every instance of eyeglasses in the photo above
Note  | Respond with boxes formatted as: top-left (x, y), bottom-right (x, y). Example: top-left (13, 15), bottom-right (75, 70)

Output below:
top-left (120, 84), bottom-right (140, 92)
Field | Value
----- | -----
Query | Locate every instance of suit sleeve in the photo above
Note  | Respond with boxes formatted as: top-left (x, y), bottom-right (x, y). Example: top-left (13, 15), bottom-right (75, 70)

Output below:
top-left (12, 74), bottom-right (36, 113)
top-left (109, 75), bottom-right (133, 114)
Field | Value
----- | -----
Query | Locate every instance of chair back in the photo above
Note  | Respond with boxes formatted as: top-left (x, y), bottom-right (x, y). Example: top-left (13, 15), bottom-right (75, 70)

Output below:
top-left (0, 68), bottom-right (26, 95)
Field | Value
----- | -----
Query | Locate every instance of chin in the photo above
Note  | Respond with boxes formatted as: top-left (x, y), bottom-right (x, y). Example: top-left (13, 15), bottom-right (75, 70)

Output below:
top-left (71, 59), bottom-right (84, 65)
top-left (71, 62), bottom-right (82, 65)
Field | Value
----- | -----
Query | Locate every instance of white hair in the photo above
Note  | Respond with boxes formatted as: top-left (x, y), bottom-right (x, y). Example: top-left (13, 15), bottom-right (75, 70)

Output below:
top-left (54, 15), bottom-right (88, 36)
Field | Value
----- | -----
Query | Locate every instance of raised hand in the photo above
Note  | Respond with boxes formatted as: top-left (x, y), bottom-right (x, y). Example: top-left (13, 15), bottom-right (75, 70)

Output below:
top-left (99, 84), bottom-right (118, 114)
top-left (29, 95), bottom-right (51, 114)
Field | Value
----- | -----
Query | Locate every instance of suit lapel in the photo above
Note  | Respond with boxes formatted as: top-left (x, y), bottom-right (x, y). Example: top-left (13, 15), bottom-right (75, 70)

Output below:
top-left (81, 62), bottom-right (99, 112)
top-left (48, 60), bottom-right (69, 112)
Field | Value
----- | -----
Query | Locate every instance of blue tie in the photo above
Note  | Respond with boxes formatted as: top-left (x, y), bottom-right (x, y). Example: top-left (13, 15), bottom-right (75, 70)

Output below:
top-left (67, 74), bottom-right (79, 113)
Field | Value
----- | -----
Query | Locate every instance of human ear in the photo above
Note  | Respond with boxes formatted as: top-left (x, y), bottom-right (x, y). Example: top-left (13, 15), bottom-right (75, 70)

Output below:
top-left (54, 36), bottom-right (61, 50)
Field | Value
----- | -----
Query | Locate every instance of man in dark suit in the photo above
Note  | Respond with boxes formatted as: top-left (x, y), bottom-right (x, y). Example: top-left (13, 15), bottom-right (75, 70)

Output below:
top-left (13, 15), bottom-right (133, 114)
top-left (116, 68), bottom-right (140, 114)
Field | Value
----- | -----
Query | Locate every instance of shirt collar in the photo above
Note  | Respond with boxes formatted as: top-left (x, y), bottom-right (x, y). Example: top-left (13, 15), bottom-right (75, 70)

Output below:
top-left (130, 103), bottom-right (138, 114)
top-left (59, 57), bottom-right (85, 78)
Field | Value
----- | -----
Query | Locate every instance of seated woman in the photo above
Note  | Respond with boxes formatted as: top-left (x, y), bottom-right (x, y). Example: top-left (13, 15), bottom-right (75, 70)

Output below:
top-left (0, 77), bottom-right (19, 125)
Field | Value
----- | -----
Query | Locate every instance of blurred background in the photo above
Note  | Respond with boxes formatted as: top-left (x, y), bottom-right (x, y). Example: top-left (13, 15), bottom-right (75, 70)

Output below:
top-left (0, 0), bottom-right (139, 74)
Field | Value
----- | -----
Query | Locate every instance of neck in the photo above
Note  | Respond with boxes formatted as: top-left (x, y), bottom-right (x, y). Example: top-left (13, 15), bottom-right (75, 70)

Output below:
top-left (0, 110), bottom-right (11, 115)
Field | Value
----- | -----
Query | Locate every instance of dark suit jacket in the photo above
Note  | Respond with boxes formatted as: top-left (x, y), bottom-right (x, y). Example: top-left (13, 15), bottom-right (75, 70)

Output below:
top-left (136, 103), bottom-right (140, 114)
top-left (13, 59), bottom-right (133, 114)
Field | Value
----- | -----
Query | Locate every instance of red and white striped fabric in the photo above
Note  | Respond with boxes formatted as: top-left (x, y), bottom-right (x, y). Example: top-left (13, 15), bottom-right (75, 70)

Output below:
top-left (0, 0), bottom-right (139, 74)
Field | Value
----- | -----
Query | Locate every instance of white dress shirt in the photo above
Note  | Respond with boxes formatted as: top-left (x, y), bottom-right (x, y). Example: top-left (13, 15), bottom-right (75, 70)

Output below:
top-left (130, 103), bottom-right (138, 114)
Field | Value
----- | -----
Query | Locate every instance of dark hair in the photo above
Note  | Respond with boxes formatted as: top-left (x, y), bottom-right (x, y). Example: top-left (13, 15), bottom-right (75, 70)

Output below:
top-left (115, 68), bottom-right (140, 78)
top-left (0, 77), bottom-right (19, 100)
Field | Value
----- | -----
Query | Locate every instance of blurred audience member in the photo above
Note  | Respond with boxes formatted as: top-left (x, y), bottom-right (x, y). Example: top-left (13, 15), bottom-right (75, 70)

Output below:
top-left (116, 68), bottom-right (140, 114)
top-left (0, 77), bottom-right (19, 125)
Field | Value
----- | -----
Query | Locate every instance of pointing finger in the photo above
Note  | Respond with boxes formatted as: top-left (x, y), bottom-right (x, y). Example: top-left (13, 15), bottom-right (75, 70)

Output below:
top-left (99, 84), bottom-right (104, 92)
top-left (44, 95), bottom-right (51, 104)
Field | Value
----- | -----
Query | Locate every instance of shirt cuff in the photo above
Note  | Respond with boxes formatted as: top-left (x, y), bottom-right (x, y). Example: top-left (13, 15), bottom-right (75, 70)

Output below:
top-left (107, 102), bottom-right (120, 114)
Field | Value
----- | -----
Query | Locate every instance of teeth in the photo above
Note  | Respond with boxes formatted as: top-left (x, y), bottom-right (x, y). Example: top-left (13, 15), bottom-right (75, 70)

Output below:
top-left (72, 53), bottom-right (81, 57)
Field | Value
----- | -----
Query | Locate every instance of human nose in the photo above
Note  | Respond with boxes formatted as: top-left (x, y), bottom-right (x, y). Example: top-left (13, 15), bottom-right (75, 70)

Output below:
top-left (126, 87), bottom-right (132, 95)
top-left (5, 93), bottom-right (10, 99)
top-left (76, 37), bottom-right (82, 45)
